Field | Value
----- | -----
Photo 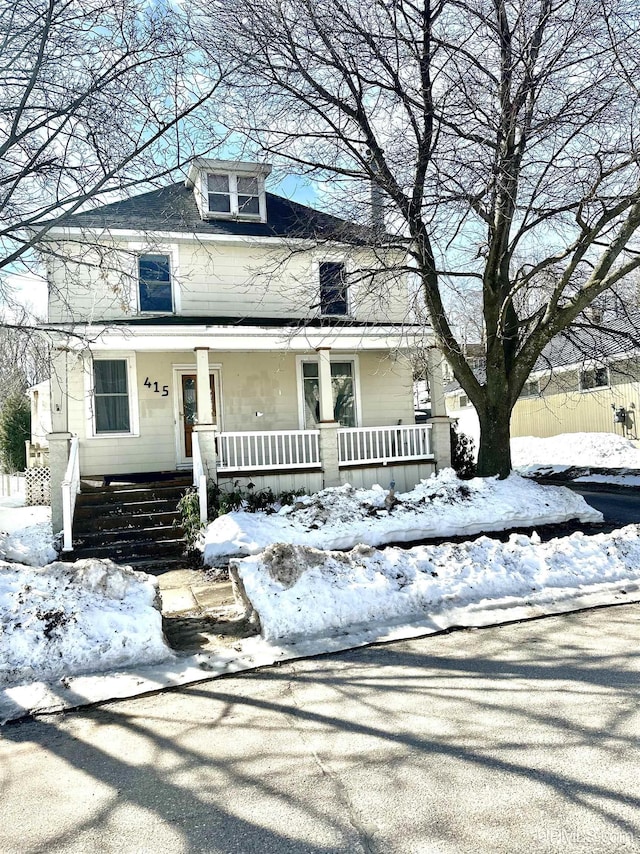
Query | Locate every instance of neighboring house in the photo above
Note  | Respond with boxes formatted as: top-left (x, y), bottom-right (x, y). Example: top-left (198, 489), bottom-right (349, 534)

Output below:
top-left (445, 313), bottom-right (640, 446)
top-left (39, 159), bottom-right (450, 539)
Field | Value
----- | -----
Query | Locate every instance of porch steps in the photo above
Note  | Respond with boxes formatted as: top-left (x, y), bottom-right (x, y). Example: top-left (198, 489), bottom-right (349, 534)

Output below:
top-left (66, 474), bottom-right (194, 572)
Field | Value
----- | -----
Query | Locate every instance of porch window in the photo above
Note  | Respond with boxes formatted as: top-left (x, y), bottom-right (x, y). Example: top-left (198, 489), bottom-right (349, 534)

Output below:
top-left (94, 360), bottom-right (130, 433)
top-left (302, 361), bottom-right (356, 428)
top-left (319, 262), bottom-right (348, 316)
top-left (138, 254), bottom-right (173, 312)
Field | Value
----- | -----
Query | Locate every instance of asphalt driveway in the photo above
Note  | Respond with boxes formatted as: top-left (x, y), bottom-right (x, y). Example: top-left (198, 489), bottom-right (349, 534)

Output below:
top-left (1, 602), bottom-right (639, 853)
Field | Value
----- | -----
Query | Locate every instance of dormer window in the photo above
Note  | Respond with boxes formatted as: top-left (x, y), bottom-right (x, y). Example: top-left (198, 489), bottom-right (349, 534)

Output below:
top-left (188, 159), bottom-right (272, 223)
top-left (206, 173), bottom-right (261, 218)
top-left (207, 174), bottom-right (231, 214)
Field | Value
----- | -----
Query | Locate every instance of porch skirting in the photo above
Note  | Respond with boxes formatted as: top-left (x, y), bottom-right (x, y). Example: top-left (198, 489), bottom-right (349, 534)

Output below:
top-left (216, 460), bottom-right (437, 496)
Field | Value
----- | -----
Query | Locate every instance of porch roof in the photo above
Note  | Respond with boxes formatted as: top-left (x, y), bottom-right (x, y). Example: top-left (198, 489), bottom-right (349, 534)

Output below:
top-left (49, 320), bottom-right (432, 352)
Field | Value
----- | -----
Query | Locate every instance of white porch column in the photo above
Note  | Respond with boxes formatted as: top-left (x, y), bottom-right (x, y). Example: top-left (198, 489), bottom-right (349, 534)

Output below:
top-left (48, 347), bottom-right (70, 533)
top-left (50, 347), bottom-right (69, 433)
top-left (194, 347), bottom-right (217, 482)
top-left (427, 348), bottom-right (452, 470)
top-left (318, 423), bottom-right (341, 488)
top-left (195, 347), bottom-right (214, 425)
top-left (317, 347), bottom-right (334, 422)
top-left (316, 347), bottom-right (340, 486)
top-left (47, 432), bottom-right (71, 535)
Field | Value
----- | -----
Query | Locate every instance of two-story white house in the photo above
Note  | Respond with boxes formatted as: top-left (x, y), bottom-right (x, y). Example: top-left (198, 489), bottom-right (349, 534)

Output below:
top-left (41, 159), bottom-right (450, 545)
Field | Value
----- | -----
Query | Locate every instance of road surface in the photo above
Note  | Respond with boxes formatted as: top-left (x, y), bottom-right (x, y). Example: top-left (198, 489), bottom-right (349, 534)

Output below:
top-left (1, 602), bottom-right (639, 854)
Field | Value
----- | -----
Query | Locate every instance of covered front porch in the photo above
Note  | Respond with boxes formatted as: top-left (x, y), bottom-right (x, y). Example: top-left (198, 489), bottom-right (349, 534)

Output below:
top-left (46, 322), bottom-right (450, 543)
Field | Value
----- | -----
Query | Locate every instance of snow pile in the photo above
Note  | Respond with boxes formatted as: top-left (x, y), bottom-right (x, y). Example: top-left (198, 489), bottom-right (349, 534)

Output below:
top-left (0, 501), bottom-right (57, 566)
top-left (0, 558), bottom-right (172, 687)
top-left (203, 470), bottom-right (601, 564)
top-left (512, 432), bottom-right (640, 473)
top-left (234, 526), bottom-right (640, 641)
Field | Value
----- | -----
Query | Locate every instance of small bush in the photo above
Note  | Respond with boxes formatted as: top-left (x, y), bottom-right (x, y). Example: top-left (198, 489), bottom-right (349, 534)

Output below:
top-left (0, 392), bottom-right (30, 473)
top-left (176, 488), bottom-right (203, 543)
top-left (450, 423), bottom-right (476, 479)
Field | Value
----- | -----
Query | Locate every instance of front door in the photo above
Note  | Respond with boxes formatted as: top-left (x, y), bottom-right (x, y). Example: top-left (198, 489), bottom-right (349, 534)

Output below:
top-left (180, 374), bottom-right (216, 459)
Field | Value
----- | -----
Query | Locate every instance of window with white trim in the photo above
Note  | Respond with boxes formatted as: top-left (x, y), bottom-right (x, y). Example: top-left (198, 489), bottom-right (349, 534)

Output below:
top-left (206, 173), bottom-right (262, 218)
top-left (93, 359), bottom-right (131, 433)
top-left (319, 261), bottom-right (348, 316)
top-left (519, 379), bottom-right (540, 398)
top-left (580, 366), bottom-right (609, 390)
top-left (302, 361), bottom-right (356, 427)
top-left (138, 253), bottom-right (173, 313)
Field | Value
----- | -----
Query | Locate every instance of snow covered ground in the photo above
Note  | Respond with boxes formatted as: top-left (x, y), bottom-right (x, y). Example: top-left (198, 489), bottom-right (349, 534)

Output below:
top-left (233, 527), bottom-right (640, 642)
top-left (2, 463), bottom-right (638, 725)
top-left (512, 432), bottom-right (640, 481)
top-left (0, 559), bottom-right (172, 688)
top-left (0, 498), bottom-right (57, 566)
top-left (203, 469), bottom-right (601, 564)
top-left (0, 496), bottom-right (171, 700)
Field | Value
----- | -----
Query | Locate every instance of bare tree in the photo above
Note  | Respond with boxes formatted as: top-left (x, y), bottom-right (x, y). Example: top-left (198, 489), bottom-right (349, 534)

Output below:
top-left (0, 0), bottom-right (229, 319)
top-left (200, 0), bottom-right (640, 476)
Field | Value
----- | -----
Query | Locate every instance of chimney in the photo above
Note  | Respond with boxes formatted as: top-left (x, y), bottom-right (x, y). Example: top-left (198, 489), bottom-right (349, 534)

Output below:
top-left (366, 148), bottom-right (385, 234)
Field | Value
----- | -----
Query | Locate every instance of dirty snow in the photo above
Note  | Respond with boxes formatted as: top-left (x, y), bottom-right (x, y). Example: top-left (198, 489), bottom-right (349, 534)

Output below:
top-left (203, 469), bottom-right (601, 564)
top-left (512, 432), bottom-right (640, 474)
top-left (0, 559), bottom-right (173, 688)
top-left (233, 526), bottom-right (640, 641)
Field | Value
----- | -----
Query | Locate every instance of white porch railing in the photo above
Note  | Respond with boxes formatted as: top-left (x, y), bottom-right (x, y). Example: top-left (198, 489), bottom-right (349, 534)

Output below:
top-left (191, 430), bottom-right (208, 524)
top-left (61, 436), bottom-right (80, 552)
top-left (217, 429), bottom-right (321, 472)
top-left (338, 424), bottom-right (433, 466)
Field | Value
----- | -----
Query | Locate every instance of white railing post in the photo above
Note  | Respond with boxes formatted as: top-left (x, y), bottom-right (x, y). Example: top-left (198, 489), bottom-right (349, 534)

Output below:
top-left (191, 430), bottom-right (208, 524)
top-left (61, 436), bottom-right (80, 552)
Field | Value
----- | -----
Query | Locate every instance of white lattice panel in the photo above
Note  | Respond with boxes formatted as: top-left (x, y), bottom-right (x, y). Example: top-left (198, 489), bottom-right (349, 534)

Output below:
top-left (26, 467), bottom-right (51, 506)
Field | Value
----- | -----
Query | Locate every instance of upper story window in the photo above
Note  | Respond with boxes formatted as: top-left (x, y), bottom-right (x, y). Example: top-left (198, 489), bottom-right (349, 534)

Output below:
top-left (206, 173), bottom-right (262, 218)
top-left (188, 159), bottom-right (272, 222)
top-left (138, 253), bottom-right (173, 313)
top-left (320, 261), bottom-right (348, 316)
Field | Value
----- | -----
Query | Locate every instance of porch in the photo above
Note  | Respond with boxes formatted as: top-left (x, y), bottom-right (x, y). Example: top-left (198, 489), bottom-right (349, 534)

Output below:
top-left (45, 326), bottom-right (450, 546)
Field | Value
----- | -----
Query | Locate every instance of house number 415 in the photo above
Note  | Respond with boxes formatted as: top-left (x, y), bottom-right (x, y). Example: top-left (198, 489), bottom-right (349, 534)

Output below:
top-left (144, 377), bottom-right (169, 396)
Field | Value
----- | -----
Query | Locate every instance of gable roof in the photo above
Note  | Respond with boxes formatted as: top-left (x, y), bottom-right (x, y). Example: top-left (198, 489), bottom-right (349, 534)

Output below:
top-left (55, 182), bottom-right (370, 242)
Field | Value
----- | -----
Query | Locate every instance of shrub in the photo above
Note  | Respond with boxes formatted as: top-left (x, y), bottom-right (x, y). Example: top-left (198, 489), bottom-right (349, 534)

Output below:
top-left (450, 423), bottom-right (476, 479)
top-left (176, 488), bottom-right (203, 543)
top-left (0, 392), bottom-right (30, 472)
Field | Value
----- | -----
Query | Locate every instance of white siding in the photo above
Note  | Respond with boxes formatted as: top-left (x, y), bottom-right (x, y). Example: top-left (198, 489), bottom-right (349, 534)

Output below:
top-left (68, 348), bottom-right (416, 475)
top-left (49, 238), bottom-right (411, 325)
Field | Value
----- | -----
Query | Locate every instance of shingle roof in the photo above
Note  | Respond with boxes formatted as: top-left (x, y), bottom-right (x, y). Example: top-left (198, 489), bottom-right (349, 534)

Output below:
top-left (56, 182), bottom-right (370, 241)
top-left (444, 310), bottom-right (640, 393)
top-left (534, 313), bottom-right (640, 370)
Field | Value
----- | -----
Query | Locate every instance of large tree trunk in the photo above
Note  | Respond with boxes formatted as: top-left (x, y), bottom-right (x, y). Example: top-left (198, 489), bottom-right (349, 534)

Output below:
top-left (476, 390), bottom-right (513, 478)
